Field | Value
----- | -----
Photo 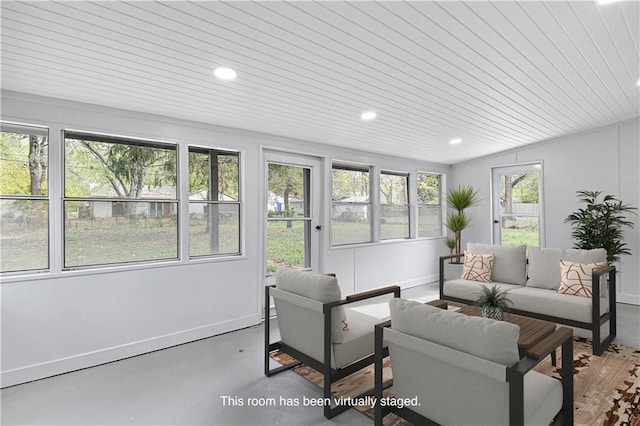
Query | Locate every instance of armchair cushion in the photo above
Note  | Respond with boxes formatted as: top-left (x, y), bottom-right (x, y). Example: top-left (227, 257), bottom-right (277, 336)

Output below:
top-left (467, 243), bottom-right (527, 285)
top-left (275, 268), bottom-right (346, 343)
top-left (383, 327), bottom-right (563, 425)
top-left (390, 298), bottom-right (520, 366)
top-left (333, 309), bottom-right (383, 369)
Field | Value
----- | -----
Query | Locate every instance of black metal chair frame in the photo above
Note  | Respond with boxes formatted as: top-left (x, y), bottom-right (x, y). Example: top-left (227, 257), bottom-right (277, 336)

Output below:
top-left (265, 284), bottom-right (400, 419)
top-left (374, 320), bottom-right (574, 426)
top-left (439, 252), bottom-right (616, 355)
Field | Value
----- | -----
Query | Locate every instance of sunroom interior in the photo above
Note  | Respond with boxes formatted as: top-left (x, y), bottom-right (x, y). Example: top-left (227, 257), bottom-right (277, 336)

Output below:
top-left (1, 1), bottom-right (639, 424)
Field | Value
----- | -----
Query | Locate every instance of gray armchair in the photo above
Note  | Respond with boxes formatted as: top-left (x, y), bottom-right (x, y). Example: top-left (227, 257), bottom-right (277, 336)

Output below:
top-left (374, 298), bottom-right (573, 426)
top-left (265, 267), bottom-right (400, 419)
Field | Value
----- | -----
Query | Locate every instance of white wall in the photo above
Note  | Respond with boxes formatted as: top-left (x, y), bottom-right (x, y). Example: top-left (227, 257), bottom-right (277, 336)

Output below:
top-left (451, 119), bottom-right (640, 305)
top-left (0, 91), bottom-right (449, 386)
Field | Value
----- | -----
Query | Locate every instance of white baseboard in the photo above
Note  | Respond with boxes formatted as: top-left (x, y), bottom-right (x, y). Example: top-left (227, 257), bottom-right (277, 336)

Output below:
top-left (396, 274), bottom-right (439, 289)
top-left (1, 315), bottom-right (259, 388)
top-left (618, 293), bottom-right (640, 306)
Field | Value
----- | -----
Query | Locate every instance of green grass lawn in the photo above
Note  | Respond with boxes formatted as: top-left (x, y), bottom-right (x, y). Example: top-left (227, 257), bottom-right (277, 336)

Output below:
top-left (64, 216), bottom-right (178, 267)
top-left (499, 217), bottom-right (539, 246)
top-left (3, 214), bottom-right (535, 273)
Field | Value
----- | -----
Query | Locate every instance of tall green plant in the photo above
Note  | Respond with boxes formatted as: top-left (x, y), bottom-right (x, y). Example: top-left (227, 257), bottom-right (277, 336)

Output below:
top-left (564, 190), bottom-right (637, 263)
top-left (446, 184), bottom-right (479, 212)
top-left (444, 184), bottom-right (479, 255)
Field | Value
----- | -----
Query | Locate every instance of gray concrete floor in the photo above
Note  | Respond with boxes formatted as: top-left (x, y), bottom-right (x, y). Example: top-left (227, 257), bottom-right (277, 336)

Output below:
top-left (1, 283), bottom-right (638, 425)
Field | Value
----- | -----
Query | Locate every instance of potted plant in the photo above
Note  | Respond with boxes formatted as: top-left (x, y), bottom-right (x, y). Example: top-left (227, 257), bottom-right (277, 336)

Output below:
top-left (474, 285), bottom-right (513, 320)
top-left (444, 184), bottom-right (479, 255)
top-left (444, 237), bottom-right (457, 262)
top-left (564, 190), bottom-right (637, 263)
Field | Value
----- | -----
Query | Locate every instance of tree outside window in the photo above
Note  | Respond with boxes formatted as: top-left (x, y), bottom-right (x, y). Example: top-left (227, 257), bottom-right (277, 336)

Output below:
top-left (189, 148), bottom-right (240, 257)
top-left (331, 164), bottom-right (371, 245)
top-left (0, 123), bottom-right (49, 273)
top-left (417, 173), bottom-right (442, 238)
top-left (380, 172), bottom-right (409, 240)
top-left (63, 132), bottom-right (178, 268)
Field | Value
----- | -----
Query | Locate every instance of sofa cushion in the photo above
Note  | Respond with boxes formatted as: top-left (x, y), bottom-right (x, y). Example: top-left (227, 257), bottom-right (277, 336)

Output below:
top-left (508, 286), bottom-right (609, 323)
top-left (557, 260), bottom-right (607, 297)
top-left (527, 247), bottom-right (607, 290)
top-left (467, 243), bottom-right (527, 285)
top-left (461, 252), bottom-right (494, 283)
top-left (443, 279), bottom-right (523, 302)
top-left (390, 298), bottom-right (520, 366)
top-left (526, 247), bottom-right (563, 289)
top-left (275, 267), bottom-right (345, 343)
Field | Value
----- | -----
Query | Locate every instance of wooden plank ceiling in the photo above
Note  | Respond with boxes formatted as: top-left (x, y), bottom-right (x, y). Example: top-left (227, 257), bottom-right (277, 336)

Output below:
top-left (1, 1), bottom-right (638, 164)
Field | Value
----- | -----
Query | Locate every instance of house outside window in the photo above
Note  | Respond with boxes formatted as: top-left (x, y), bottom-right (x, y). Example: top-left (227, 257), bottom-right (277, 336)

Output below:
top-left (0, 123), bottom-right (49, 273)
top-left (331, 164), bottom-right (371, 246)
top-left (380, 171), bottom-right (409, 240)
top-left (417, 172), bottom-right (442, 238)
top-left (188, 147), bottom-right (241, 257)
top-left (63, 131), bottom-right (178, 268)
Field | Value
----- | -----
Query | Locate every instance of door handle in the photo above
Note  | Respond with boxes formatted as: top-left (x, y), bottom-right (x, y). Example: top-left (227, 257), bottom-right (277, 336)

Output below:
top-left (493, 220), bottom-right (499, 224)
top-left (315, 225), bottom-right (322, 230)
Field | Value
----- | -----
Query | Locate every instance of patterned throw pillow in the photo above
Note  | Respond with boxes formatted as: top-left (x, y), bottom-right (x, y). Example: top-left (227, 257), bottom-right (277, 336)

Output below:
top-left (556, 260), bottom-right (607, 297)
top-left (461, 252), bottom-right (495, 283)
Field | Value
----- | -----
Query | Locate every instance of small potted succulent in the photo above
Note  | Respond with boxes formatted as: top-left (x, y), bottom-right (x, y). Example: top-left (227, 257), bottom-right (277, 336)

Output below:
top-left (474, 285), bottom-right (513, 320)
top-left (444, 237), bottom-right (457, 262)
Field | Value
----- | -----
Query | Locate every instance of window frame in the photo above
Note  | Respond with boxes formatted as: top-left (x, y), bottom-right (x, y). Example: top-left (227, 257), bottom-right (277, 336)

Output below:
top-left (416, 172), bottom-right (443, 239)
top-left (379, 170), bottom-right (410, 241)
top-left (62, 130), bottom-right (179, 270)
top-left (0, 122), bottom-right (50, 274)
top-left (331, 162), bottom-right (372, 247)
top-left (188, 146), bottom-right (242, 259)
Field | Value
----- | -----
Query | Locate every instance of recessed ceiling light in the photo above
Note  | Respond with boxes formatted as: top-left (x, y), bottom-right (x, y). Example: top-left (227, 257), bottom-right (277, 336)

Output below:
top-left (213, 67), bottom-right (238, 81)
top-left (449, 138), bottom-right (462, 145)
top-left (596, 0), bottom-right (618, 4)
top-left (361, 111), bottom-right (377, 121)
top-left (637, 79), bottom-right (640, 87)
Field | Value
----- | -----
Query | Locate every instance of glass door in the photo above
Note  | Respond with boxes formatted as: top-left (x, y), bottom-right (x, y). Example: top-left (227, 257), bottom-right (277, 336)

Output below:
top-left (264, 152), bottom-right (321, 278)
top-left (492, 163), bottom-right (544, 247)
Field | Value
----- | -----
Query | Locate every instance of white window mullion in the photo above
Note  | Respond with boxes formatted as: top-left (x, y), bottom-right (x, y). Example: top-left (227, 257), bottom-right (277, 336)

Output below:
top-left (409, 172), bottom-right (418, 239)
top-left (179, 143), bottom-right (190, 263)
top-left (50, 125), bottom-right (64, 273)
top-left (371, 166), bottom-right (381, 243)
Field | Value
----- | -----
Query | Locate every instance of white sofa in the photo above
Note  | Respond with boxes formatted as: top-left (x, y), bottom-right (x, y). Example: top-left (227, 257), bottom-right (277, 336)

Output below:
top-left (439, 243), bottom-right (617, 355)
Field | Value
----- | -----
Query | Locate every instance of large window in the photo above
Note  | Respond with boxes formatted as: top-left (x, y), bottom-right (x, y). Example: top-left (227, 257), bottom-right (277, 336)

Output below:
top-left (189, 147), bottom-right (240, 257)
top-left (0, 123), bottom-right (49, 273)
top-left (417, 173), bottom-right (442, 238)
top-left (331, 164), bottom-right (371, 245)
top-left (63, 132), bottom-right (178, 268)
top-left (380, 171), bottom-right (409, 240)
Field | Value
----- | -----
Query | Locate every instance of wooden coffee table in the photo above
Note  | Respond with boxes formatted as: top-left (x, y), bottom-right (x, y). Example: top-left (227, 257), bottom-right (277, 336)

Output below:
top-left (428, 299), bottom-right (557, 359)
